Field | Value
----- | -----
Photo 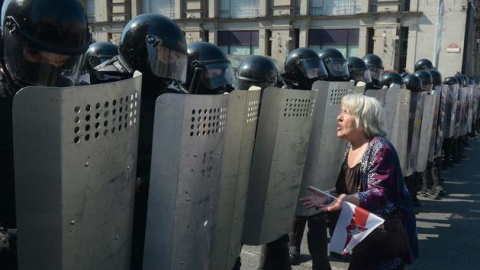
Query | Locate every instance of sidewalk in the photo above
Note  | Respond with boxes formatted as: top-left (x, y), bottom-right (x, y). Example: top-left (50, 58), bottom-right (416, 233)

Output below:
top-left (239, 136), bottom-right (480, 270)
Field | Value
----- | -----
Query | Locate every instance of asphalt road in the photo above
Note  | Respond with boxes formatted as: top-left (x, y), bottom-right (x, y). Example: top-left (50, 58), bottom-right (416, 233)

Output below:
top-left (239, 136), bottom-right (480, 270)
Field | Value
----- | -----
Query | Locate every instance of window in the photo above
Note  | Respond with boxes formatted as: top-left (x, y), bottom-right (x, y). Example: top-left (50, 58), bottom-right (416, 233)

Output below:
top-left (399, 27), bottom-right (409, 73)
top-left (403, 0), bottom-right (411, 12)
top-left (218, 31), bottom-right (259, 55)
top-left (220, 0), bottom-right (259, 18)
top-left (308, 29), bottom-right (359, 57)
top-left (86, 0), bottom-right (95, 22)
top-left (310, 0), bottom-right (363, 16)
top-left (143, 0), bottom-right (175, 18)
top-left (370, 0), bottom-right (378, 12)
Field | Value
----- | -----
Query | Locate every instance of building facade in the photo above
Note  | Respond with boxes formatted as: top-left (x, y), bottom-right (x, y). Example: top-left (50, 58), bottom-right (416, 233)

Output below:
top-left (84, 0), bottom-right (480, 77)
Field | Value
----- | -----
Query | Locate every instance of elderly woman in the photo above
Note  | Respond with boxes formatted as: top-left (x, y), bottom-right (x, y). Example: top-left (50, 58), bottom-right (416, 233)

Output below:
top-left (301, 94), bottom-right (418, 270)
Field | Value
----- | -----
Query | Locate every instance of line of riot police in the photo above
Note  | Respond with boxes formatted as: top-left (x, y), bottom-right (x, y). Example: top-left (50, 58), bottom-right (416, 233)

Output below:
top-left (1, 1), bottom-right (480, 270)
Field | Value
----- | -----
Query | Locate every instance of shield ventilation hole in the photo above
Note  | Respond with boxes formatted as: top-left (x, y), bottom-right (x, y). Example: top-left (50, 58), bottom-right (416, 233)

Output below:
top-left (73, 91), bottom-right (139, 144)
top-left (283, 97), bottom-right (316, 118)
top-left (189, 107), bottom-right (227, 137)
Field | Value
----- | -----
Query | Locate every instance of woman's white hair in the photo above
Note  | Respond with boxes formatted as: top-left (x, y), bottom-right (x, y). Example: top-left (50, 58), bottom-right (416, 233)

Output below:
top-left (340, 94), bottom-right (387, 138)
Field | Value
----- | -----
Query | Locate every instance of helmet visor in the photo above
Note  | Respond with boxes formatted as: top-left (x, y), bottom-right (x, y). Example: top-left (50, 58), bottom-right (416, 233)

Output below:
top-left (300, 59), bottom-right (328, 79)
top-left (147, 40), bottom-right (188, 82)
top-left (367, 66), bottom-right (384, 81)
top-left (201, 61), bottom-right (236, 89)
top-left (350, 70), bottom-right (372, 83)
top-left (5, 41), bottom-right (83, 87)
top-left (324, 59), bottom-right (349, 78)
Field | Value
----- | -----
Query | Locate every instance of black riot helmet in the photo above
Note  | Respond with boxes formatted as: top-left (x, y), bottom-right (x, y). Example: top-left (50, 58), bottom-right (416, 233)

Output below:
top-left (455, 75), bottom-right (466, 87)
top-left (235, 55), bottom-right (278, 90)
top-left (346, 56), bottom-right (372, 84)
top-left (414, 58), bottom-right (434, 71)
top-left (413, 70), bottom-right (433, 91)
top-left (0, 0), bottom-right (90, 90)
top-left (362, 54), bottom-right (384, 88)
top-left (119, 13), bottom-right (188, 83)
top-left (184, 41), bottom-right (235, 94)
top-left (282, 47), bottom-right (327, 89)
top-left (426, 69), bottom-right (442, 87)
top-left (317, 48), bottom-right (349, 81)
top-left (403, 74), bottom-right (423, 92)
top-left (443, 76), bottom-right (459, 85)
top-left (380, 72), bottom-right (404, 88)
top-left (85, 42), bottom-right (118, 71)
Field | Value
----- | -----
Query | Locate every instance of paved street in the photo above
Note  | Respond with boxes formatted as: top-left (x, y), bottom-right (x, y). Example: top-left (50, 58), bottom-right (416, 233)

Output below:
top-left (239, 136), bottom-right (480, 270)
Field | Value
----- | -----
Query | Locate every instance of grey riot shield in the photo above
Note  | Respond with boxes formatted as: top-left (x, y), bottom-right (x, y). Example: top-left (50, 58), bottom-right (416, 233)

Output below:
top-left (242, 87), bottom-right (317, 245)
top-left (143, 93), bottom-right (229, 270)
top-left (296, 81), bottom-right (353, 217)
top-left (353, 81), bottom-right (366, 94)
top-left (434, 85), bottom-right (447, 158)
top-left (467, 86), bottom-right (473, 133)
top-left (406, 92), bottom-right (425, 176)
top-left (13, 75), bottom-right (142, 270)
top-left (454, 87), bottom-right (463, 138)
top-left (445, 84), bottom-right (458, 138)
top-left (388, 87), bottom-right (410, 175)
top-left (417, 93), bottom-right (437, 172)
top-left (211, 90), bottom-right (261, 270)
top-left (365, 86), bottom-right (388, 106)
top-left (458, 87), bottom-right (468, 137)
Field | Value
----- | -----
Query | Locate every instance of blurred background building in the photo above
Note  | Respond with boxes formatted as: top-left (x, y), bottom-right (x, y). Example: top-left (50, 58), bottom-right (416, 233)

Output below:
top-left (80, 0), bottom-right (480, 77)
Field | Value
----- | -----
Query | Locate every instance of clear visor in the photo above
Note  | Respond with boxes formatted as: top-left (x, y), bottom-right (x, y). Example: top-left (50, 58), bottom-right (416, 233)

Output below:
top-left (147, 42), bottom-right (188, 82)
top-left (5, 41), bottom-right (83, 87)
top-left (350, 69), bottom-right (372, 83)
top-left (367, 66), bottom-right (384, 81)
top-left (201, 62), bottom-right (236, 89)
top-left (324, 59), bottom-right (349, 78)
top-left (300, 59), bottom-right (328, 79)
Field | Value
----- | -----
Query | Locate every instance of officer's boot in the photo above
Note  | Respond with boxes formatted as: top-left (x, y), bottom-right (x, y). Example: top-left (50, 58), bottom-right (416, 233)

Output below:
top-left (307, 213), bottom-right (332, 270)
top-left (432, 157), bottom-right (444, 197)
top-left (452, 139), bottom-right (460, 163)
top-left (443, 138), bottom-right (453, 167)
top-left (288, 217), bottom-right (306, 265)
top-left (263, 235), bottom-right (292, 270)
top-left (420, 162), bottom-right (432, 197)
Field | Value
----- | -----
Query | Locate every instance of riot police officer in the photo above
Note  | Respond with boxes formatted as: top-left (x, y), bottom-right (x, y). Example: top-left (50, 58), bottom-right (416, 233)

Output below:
top-left (183, 41), bottom-right (236, 94)
top-left (231, 55), bottom-right (292, 270)
top-left (442, 76), bottom-right (460, 167)
top-left (317, 48), bottom-right (349, 82)
top-left (81, 42), bottom-right (119, 84)
top-left (413, 70), bottom-right (433, 92)
top-left (280, 47), bottom-right (330, 269)
top-left (0, 0), bottom-right (90, 268)
top-left (362, 54), bottom-right (384, 90)
top-left (403, 74), bottom-right (423, 207)
top-left (281, 47), bottom-right (327, 90)
top-left (96, 13), bottom-right (189, 270)
top-left (346, 56), bottom-right (372, 86)
top-left (420, 69), bottom-right (445, 199)
top-left (380, 71), bottom-right (404, 88)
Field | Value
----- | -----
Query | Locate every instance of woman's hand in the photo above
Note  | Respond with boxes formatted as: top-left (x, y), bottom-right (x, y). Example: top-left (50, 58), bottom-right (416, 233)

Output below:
top-left (300, 186), bottom-right (333, 209)
top-left (321, 194), bottom-right (347, 212)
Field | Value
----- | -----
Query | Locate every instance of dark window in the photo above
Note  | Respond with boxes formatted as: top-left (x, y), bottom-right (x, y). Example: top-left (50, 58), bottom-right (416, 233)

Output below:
top-left (370, 0), bottom-right (378, 12)
top-left (403, 0), bottom-right (411, 12)
top-left (399, 27), bottom-right (409, 73)
top-left (218, 30), bottom-right (260, 55)
top-left (367, 27), bottom-right (374, 54)
top-left (308, 29), bottom-right (360, 57)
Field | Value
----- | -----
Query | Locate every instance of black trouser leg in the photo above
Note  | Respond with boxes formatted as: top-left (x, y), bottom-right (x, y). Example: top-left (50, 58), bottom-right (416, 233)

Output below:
top-left (307, 213), bottom-right (331, 270)
top-left (264, 235), bottom-right (292, 270)
top-left (452, 138), bottom-right (460, 163)
top-left (421, 162), bottom-right (432, 193)
top-left (288, 216), bottom-right (307, 258)
top-left (443, 138), bottom-right (453, 166)
top-left (432, 157), bottom-right (442, 189)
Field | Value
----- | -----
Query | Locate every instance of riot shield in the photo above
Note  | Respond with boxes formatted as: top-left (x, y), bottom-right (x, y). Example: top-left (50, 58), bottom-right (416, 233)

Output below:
top-left (143, 93), bottom-right (229, 270)
top-left (445, 84), bottom-right (458, 138)
top-left (211, 90), bottom-right (261, 270)
top-left (458, 87), bottom-right (468, 137)
top-left (365, 86), bottom-right (389, 106)
top-left (242, 87), bottom-right (317, 245)
top-left (406, 92), bottom-right (425, 176)
top-left (353, 81), bottom-right (366, 94)
top-left (434, 85), bottom-right (447, 158)
top-left (416, 93), bottom-right (437, 172)
top-left (13, 75), bottom-right (142, 270)
top-left (295, 81), bottom-right (353, 217)
top-left (467, 86), bottom-right (473, 133)
top-left (389, 87), bottom-right (411, 175)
